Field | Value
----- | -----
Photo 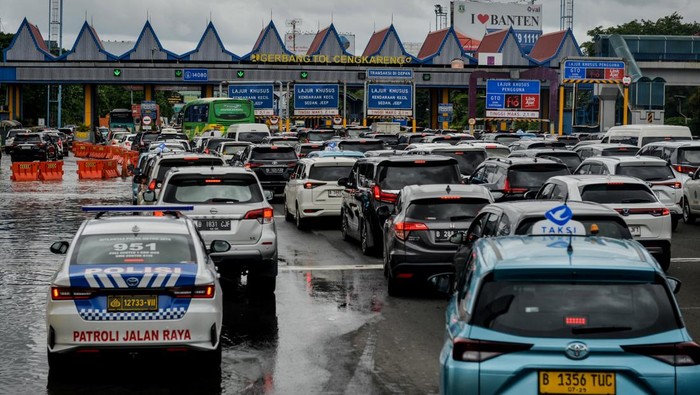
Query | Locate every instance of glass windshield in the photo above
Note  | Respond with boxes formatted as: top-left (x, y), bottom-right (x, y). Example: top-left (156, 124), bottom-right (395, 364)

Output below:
top-left (472, 280), bottom-right (680, 339)
top-left (237, 132), bottom-right (268, 143)
top-left (213, 101), bottom-right (252, 120)
top-left (484, 148), bottom-right (511, 158)
top-left (641, 136), bottom-right (692, 145)
top-left (308, 165), bottom-right (353, 181)
top-left (155, 158), bottom-right (224, 181)
top-left (516, 217), bottom-right (632, 238)
top-left (616, 165), bottom-right (675, 181)
top-left (609, 136), bottom-right (639, 145)
top-left (434, 150), bottom-right (487, 175)
top-left (407, 198), bottom-right (490, 221)
top-left (141, 134), bottom-right (159, 142)
top-left (162, 175), bottom-right (262, 204)
top-left (307, 132), bottom-right (336, 142)
top-left (378, 163), bottom-right (461, 190)
top-left (601, 147), bottom-right (638, 157)
top-left (222, 145), bottom-right (247, 154)
top-left (537, 152), bottom-right (581, 169)
top-left (372, 135), bottom-right (398, 144)
top-left (508, 166), bottom-right (570, 188)
top-left (679, 148), bottom-right (700, 165)
top-left (14, 134), bottom-right (41, 143)
top-left (250, 147), bottom-right (297, 160)
top-left (579, 184), bottom-right (657, 204)
top-left (73, 234), bottom-right (196, 265)
top-left (494, 136), bottom-right (521, 144)
top-left (339, 142), bottom-right (385, 153)
top-left (110, 112), bottom-right (133, 123)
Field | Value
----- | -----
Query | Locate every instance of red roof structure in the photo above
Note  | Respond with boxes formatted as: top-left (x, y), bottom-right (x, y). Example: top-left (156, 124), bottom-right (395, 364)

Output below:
top-left (455, 31), bottom-right (480, 52)
top-left (307, 27), bottom-right (330, 55)
top-left (28, 22), bottom-right (49, 51)
top-left (476, 29), bottom-right (509, 54)
top-left (417, 28), bottom-right (450, 59)
top-left (528, 30), bottom-right (568, 62)
top-left (363, 27), bottom-right (389, 57)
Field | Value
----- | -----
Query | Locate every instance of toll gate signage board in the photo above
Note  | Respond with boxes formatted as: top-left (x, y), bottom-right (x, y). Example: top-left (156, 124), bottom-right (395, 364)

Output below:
top-left (228, 84), bottom-right (275, 116)
top-left (293, 84), bottom-right (339, 116)
top-left (183, 69), bottom-right (208, 82)
top-left (367, 69), bottom-right (413, 79)
top-left (367, 84), bottom-right (413, 116)
top-left (563, 59), bottom-right (625, 82)
top-left (485, 79), bottom-right (540, 118)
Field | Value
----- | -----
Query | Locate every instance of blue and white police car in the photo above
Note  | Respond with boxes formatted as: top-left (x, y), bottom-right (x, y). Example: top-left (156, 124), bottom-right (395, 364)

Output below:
top-left (46, 206), bottom-right (230, 369)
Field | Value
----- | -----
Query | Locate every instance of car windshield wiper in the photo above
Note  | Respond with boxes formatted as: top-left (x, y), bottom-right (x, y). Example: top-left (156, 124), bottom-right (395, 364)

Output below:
top-left (571, 326), bottom-right (632, 334)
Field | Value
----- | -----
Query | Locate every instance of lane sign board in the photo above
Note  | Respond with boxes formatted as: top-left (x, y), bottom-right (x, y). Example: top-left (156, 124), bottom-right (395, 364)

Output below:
top-left (367, 84), bottom-right (413, 116)
top-left (563, 60), bottom-right (625, 81)
top-left (294, 84), bottom-right (339, 116)
top-left (367, 69), bottom-right (413, 79)
top-left (486, 79), bottom-right (540, 118)
top-left (228, 84), bottom-right (275, 116)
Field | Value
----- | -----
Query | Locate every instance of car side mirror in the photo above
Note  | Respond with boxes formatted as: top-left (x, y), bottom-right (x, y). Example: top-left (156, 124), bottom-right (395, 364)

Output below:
top-left (426, 273), bottom-right (454, 295)
top-left (210, 240), bottom-right (231, 253)
top-left (50, 241), bottom-right (70, 255)
top-left (667, 276), bottom-right (681, 293)
top-left (449, 232), bottom-right (464, 245)
top-left (263, 190), bottom-right (274, 201)
top-left (338, 177), bottom-right (349, 187)
top-left (142, 190), bottom-right (156, 203)
top-left (523, 191), bottom-right (538, 200)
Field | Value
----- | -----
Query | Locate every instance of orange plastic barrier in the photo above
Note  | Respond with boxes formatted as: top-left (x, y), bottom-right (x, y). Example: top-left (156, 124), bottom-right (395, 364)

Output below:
top-left (74, 143), bottom-right (91, 158)
top-left (77, 160), bottom-right (104, 179)
top-left (38, 161), bottom-right (64, 181)
top-left (102, 160), bottom-right (120, 178)
top-left (71, 141), bottom-right (83, 154)
top-left (11, 162), bottom-right (40, 181)
top-left (89, 145), bottom-right (107, 159)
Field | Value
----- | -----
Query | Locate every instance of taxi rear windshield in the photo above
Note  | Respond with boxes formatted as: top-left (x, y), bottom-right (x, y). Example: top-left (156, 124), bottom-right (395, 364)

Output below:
top-left (616, 164), bottom-right (675, 181)
top-left (339, 142), bottom-right (385, 153)
top-left (156, 158), bottom-right (224, 181)
top-left (407, 198), bottom-right (490, 222)
top-left (235, 132), bottom-right (268, 144)
top-left (72, 234), bottom-right (196, 265)
top-left (222, 145), bottom-right (247, 155)
top-left (308, 165), bottom-right (353, 181)
top-left (471, 280), bottom-right (680, 339)
top-left (515, 217), bottom-right (632, 239)
top-left (484, 148), bottom-right (511, 158)
top-left (580, 184), bottom-right (657, 204)
top-left (251, 147), bottom-right (297, 160)
top-left (162, 175), bottom-right (263, 204)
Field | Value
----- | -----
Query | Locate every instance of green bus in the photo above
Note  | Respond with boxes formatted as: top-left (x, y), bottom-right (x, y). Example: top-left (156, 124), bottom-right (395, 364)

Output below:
top-left (181, 98), bottom-right (255, 139)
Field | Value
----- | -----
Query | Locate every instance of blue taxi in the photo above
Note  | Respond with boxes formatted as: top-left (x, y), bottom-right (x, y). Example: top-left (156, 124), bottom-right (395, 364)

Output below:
top-left (439, 210), bottom-right (699, 394)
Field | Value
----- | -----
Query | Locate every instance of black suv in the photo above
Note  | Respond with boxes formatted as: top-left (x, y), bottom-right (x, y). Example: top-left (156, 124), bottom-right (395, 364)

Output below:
top-left (468, 157), bottom-right (570, 201)
top-left (9, 132), bottom-right (59, 162)
top-left (235, 144), bottom-right (298, 194)
top-left (132, 131), bottom-right (160, 152)
top-left (338, 155), bottom-right (462, 255)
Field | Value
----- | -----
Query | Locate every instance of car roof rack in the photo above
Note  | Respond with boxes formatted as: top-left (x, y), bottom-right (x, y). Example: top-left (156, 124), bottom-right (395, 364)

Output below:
top-left (82, 205), bottom-right (193, 219)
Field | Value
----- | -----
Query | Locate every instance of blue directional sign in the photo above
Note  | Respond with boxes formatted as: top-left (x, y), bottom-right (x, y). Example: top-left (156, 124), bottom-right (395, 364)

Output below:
top-left (294, 84), bottom-right (339, 116)
top-left (367, 84), bottom-right (413, 116)
top-left (228, 84), bottom-right (274, 115)
top-left (485, 79), bottom-right (540, 118)
top-left (438, 103), bottom-right (453, 123)
top-left (183, 69), bottom-right (208, 82)
top-left (563, 60), bottom-right (625, 81)
top-left (367, 69), bottom-right (413, 79)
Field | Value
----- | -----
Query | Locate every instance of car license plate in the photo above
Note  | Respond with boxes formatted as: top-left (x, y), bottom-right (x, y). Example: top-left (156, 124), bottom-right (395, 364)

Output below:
top-left (628, 225), bottom-right (641, 236)
top-left (328, 190), bottom-right (342, 198)
top-left (195, 219), bottom-right (231, 231)
top-left (539, 371), bottom-right (615, 395)
top-left (435, 230), bottom-right (456, 241)
top-left (21, 145), bottom-right (31, 150)
top-left (107, 295), bottom-right (158, 312)
top-left (265, 167), bottom-right (284, 174)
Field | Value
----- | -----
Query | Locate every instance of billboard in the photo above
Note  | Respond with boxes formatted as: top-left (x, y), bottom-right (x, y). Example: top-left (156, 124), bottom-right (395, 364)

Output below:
top-left (284, 32), bottom-right (356, 55)
top-left (228, 84), bottom-right (275, 116)
top-left (294, 84), bottom-right (339, 116)
top-left (562, 59), bottom-right (626, 81)
top-left (451, 1), bottom-right (542, 52)
top-left (367, 84), bottom-right (413, 117)
top-left (486, 79), bottom-right (540, 119)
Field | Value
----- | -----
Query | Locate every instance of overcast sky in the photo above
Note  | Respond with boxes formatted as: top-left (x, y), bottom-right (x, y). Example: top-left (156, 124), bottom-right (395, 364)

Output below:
top-left (1, 0), bottom-right (698, 55)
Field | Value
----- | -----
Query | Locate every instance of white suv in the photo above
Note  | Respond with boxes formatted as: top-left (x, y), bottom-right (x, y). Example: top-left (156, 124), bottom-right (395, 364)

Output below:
top-left (536, 175), bottom-right (672, 270)
top-left (574, 156), bottom-right (683, 230)
top-left (283, 156), bottom-right (357, 229)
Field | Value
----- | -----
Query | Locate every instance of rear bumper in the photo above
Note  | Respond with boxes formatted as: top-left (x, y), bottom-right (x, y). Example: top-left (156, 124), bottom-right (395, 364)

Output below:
top-left (259, 181), bottom-right (288, 193)
top-left (637, 239), bottom-right (671, 255)
top-left (299, 200), bottom-right (342, 218)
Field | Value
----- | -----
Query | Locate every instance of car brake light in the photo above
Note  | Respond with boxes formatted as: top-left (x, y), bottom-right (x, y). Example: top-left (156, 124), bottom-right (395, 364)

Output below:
top-left (205, 179), bottom-right (221, 183)
top-left (148, 179), bottom-right (157, 191)
top-left (171, 284), bottom-right (216, 299)
top-left (304, 182), bottom-right (327, 189)
top-left (183, 157), bottom-right (200, 161)
top-left (615, 207), bottom-right (670, 216)
top-left (503, 179), bottom-right (528, 194)
top-left (677, 165), bottom-right (696, 174)
top-left (372, 185), bottom-right (398, 203)
top-left (452, 338), bottom-right (533, 362)
top-left (245, 162), bottom-right (263, 169)
top-left (394, 221), bottom-right (428, 241)
top-left (622, 342), bottom-right (700, 366)
top-left (414, 160), bottom-right (426, 164)
top-left (652, 181), bottom-right (682, 189)
top-left (244, 207), bottom-right (274, 224)
top-left (440, 195), bottom-right (461, 200)
top-left (51, 286), bottom-right (96, 300)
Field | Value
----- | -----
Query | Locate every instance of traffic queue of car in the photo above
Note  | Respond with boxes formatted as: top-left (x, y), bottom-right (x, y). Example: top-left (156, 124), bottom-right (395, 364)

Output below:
top-left (43, 122), bottom-right (700, 394)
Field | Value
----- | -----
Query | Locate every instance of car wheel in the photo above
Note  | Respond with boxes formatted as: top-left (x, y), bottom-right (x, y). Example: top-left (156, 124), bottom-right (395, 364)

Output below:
top-left (657, 249), bottom-right (671, 272)
top-left (247, 274), bottom-right (276, 295)
top-left (47, 350), bottom-right (68, 372)
top-left (199, 343), bottom-right (222, 372)
top-left (388, 275), bottom-right (403, 297)
top-left (283, 198), bottom-right (293, 222)
top-left (671, 216), bottom-right (680, 231)
top-left (360, 221), bottom-right (373, 256)
top-left (295, 203), bottom-right (306, 230)
top-left (341, 211), bottom-right (350, 241)
top-left (683, 198), bottom-right (696, 224)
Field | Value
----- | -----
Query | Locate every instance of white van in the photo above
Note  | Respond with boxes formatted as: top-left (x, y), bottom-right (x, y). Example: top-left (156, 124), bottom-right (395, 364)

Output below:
top-left (225, 123), bottom-right (271, 144)
top-left (602, 125), bottom-right (692, 148)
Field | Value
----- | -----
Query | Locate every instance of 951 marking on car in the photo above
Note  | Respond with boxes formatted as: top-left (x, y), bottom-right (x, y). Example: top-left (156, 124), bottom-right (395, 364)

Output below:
top-left (539, 371), bottom-right (615, 394)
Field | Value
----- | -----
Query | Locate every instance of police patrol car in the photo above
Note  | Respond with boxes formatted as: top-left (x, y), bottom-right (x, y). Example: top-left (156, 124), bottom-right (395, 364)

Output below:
top-left (46, 206), bottom-right (230, 369)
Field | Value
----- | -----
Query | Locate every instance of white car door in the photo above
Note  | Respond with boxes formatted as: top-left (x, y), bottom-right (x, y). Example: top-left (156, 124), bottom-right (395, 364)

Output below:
top-left (286, 163), bottom-right (304, 214)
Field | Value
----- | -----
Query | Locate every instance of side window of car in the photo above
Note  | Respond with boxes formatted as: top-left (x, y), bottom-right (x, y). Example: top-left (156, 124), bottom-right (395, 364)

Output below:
top-left (485, 165), bottom-right (501, 184)
top-left (467, 213), bottom-right (488, 238)
top-left (496, 214), bottom-right (511, 236)
top-left (551, 184), bottom-right (567, 200)
top-left (457, 256), bottom-right (476, 320)
top-left (346, 164), bottom-right (359, 188)
top-left (578, 148), bottom-right (590, 159)
top-left (482, 213), bottom-right (500, 237)
top-left (538, 183), bottom-right (555, 199)
top-left (575, 164), bottom-right (590, 175)
top-left (357, 163), bottom-right (371, 188)
top-left (588, 163), bottom-right (603, 174)
top-left (470, 166), bottom-right (486, 183)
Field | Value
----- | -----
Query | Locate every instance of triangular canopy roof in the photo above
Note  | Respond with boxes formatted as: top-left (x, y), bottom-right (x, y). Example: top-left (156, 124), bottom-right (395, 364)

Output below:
top-left (528, 29), bottom-right (582, 65)
top-left (455, 31), bottom-right (481, 52)
top-left (180, 22), bottom-right (239, 62)
top-left (59, 22), bottom-right (117, 61)
top-left (243, 21), bottom-right (293, 60)
top-left (3, 18), bottom-right (54, 61)
top-left (307, 24), bottom-right (353, 56)
top-left (362, 25), bottom-right (417, 63)
top-left (476, 27), bottom-right (529, 66)
top-left (417, 27), bottom-right (475, 64)
top-left (475, 29), bottom-right (510, 53)
top-left (119, 21), bottom-right (179, 60)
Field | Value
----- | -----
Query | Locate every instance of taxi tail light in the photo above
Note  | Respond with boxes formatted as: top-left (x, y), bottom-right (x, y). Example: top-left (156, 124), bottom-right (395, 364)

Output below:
top-left (51, 286), bottom-right (96, 300)
top-left (172, 284), bottom-right (216, 299)
top-left (244, 207), bottom-right (274, 224)
top-left (622, 342), bottom-right (700, 366)
top-left (372, 185), bottom-right (398, 204)
top-left (304, 182), bottom-right (327, 189)
top-left (394, 222), bottom-right (428, 241)
top-left (503, 179), bottom-right (528, 194)
top-left (452, 338), bottom-right (533, 362)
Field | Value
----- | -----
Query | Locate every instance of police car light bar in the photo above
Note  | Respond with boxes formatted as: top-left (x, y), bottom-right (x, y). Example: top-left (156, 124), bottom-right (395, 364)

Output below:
top-left (82, 206), bottom-right (194, 212)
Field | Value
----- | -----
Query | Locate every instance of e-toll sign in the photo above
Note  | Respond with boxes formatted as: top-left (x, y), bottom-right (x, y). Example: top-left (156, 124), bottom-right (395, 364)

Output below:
top-left (293, 84), bottom-right (339, 116)
top-left (486, 79), bottom-right (540, 118)
top-left (228, 84), bottom-right (274, 116)
top-left (367, 84), bottom-right (413, 116)
top-left (563, 59), bottom-right (625, 83)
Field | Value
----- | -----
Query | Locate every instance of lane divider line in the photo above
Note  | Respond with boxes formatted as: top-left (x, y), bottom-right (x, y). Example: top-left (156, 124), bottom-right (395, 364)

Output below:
top-left (279, 264), bottom-right (383, 272)
top-left (671, 258), bottom-right (700, 263)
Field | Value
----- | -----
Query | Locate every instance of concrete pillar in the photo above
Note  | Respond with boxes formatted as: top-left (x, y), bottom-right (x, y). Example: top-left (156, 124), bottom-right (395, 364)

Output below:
top-left (201, 85), bottom-right (214, 98)
top-left (8, 84), bottom-right (22, 121)
top-left (430, 88), bottom-right (439, 129)
top-left (83, 84), bottom-right (97, 127)
top-left (441, 88), bottom-right (449, 129)
top-left (144, 84), bottom-right (155, 102)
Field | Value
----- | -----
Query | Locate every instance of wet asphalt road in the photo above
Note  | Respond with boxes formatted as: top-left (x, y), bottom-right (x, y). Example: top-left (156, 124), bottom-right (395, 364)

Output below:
top-left (1, 155), bottom-right (700, 394)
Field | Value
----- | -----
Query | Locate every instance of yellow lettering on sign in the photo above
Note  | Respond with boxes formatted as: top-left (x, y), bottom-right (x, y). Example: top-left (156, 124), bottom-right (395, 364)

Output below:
top-left (249, 53), bottom-right (415, 65)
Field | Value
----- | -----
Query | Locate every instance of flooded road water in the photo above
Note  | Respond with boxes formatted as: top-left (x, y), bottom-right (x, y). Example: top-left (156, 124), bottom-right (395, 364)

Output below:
top-left (0, 156), bottom-right (446, 394)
